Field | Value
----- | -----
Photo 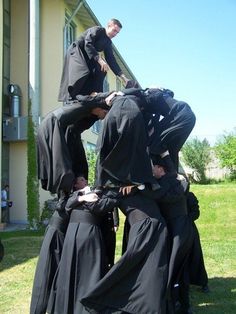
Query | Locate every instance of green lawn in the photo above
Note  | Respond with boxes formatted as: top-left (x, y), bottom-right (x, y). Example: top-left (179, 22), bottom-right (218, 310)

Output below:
top-left (0, 183), bottom-right (235, 313)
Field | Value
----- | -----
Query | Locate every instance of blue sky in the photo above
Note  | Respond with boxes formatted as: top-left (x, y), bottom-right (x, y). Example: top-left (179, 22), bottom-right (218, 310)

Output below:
top-left (86, 0), bottom-right (236, 145)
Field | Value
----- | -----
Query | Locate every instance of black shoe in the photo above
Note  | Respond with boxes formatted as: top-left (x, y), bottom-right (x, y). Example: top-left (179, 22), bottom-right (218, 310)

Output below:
top-left (201, 284), bottom-right (210, 293)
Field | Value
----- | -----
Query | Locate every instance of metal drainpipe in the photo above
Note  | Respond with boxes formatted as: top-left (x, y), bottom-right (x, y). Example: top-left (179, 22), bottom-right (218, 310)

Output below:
top-left (63, 0), bottom-right (84, 55)
top-left (29, 0), bottom-right (40, 126)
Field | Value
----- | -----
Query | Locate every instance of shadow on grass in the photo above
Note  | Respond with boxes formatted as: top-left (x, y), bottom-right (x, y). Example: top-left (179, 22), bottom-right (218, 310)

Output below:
top-left (191, 277), bottom-right (236, 313)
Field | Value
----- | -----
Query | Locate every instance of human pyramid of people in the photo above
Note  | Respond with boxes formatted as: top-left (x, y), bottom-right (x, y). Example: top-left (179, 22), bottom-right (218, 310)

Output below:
top-left (30, 19), bottom-right (209, 314)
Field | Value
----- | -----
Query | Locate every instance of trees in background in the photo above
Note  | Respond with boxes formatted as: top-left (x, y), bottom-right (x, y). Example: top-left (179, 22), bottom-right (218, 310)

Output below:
top-left (214, 129), bottom-right (236, 179)
top-left (181, 129), bottom-right (236, 183)
top-left (181, 137), bottom-right (211, 183)
top-left (86, 149), bottom-right (97, 186)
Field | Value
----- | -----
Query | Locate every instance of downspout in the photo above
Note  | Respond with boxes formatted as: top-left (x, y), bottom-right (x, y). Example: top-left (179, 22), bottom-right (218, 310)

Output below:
top-left (29, 0), bottom-right (40, 125)
top-left (63, 0), bottom-right (84, 56)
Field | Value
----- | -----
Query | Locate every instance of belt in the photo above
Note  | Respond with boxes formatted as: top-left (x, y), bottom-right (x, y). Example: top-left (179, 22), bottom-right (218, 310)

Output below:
top-left (70, 210), bottom-right (101, 226)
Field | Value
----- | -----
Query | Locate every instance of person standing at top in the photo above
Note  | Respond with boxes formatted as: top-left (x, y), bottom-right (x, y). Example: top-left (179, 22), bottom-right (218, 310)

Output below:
top-left (58, 18), bottom-right (131, 102)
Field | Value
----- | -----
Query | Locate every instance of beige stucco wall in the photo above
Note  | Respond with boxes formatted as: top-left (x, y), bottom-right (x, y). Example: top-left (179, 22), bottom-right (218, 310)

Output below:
top-left (7, 0), bottom-right (29, 222)
top-left (9, 142), bottom-right (28, 222)
top-left (10, 0), bottom-right (28, 115)
top-left (40, 0), bottom-right (65, 115)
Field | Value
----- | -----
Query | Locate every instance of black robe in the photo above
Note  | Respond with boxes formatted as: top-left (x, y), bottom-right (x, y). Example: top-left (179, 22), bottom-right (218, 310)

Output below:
top-left (37, 93), bottom-right (110, 194)
top-left (121, 88), bottom-right (196, 170)
top-left (148, 96), bottom-right (196, 170)
top-left (137, 156), bottom-right (194, 312)
top-left (81, 193), bottom-right (169, 314)
top-left (73, 94), bottom-right (169, 313)
top-left (31, 93), bottom-right (111, 314)
top-left (58, 26), bottom-right (123, 101)
top-left (47, 190), bottom-right (120, 314)
top-left (94, 95), bottom-right (156, 187)
top-left (30, 210), bottom-right (69, 314)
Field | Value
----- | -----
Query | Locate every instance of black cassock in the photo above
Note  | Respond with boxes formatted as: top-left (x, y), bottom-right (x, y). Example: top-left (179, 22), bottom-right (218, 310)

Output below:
top-left (156, 179), bottom-right (194, 312)
top-left (95, 94), bottom-right (156, 188)
top-left (30, 210), bottom-right (69, 314)
top-left (121, 88), bottom-right (196, 170)
top-left (47, 190), bottom-right (120, 314)
top-left (58, 26), bottom-right (123, 101)
top-left (31, 93), bottom-right (110, 314)
top-left (79, 95), bottom-right (169, 313)
top-left (81, 193), bottom-right (169, 314)
top-left (37, 93), bottom-right (110, 194)
top-left (132, 155), bottom-right (194, 312)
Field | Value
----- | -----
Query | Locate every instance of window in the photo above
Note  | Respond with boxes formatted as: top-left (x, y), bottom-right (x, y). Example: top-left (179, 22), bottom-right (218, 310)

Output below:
top-left (65, 12), bottom-right (76, 49)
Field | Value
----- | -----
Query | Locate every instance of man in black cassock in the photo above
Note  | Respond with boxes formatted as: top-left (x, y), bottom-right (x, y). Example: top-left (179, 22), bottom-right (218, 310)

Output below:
top-left (58, 18), bottom-right (131, 102)
top-left (79, 91), bottom-right (169, 314)
top-left (30, 92), bottom-right (112, 314)
top-left (77, 88), bottom-right (196, 313)
top-left (37, 92), bottom-right (112, 196)
top-left (120, 87), bottom-right (196, 171)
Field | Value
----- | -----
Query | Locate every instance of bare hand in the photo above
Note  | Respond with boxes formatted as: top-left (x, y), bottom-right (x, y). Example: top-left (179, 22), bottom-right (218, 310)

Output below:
top-left (119, 185), bottom-right (137, 196)
top-left (105, 92), bottom-right (117, 105)
top-left (98, 57), bottom-right (109, 72)
top-left (105, 91), bottom-right (124, 106)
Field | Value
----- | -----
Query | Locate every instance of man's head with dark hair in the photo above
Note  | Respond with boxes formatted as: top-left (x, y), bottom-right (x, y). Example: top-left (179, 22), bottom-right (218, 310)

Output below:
top-left (109, 18), bottom-right (122, 29)
top-left (73, 175), bottom-right (88, 191)
top-left (106, 19), bottom-right (122, 39)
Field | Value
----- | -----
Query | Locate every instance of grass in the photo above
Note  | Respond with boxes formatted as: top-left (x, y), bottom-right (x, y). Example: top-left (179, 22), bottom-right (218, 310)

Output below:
top-left (0, 183), bottom-right (235, 313)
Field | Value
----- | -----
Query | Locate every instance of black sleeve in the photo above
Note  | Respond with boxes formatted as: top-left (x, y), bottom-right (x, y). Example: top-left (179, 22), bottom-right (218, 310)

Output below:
top-left (140, 180), bottom-right (170, 200)
top-left (84, 26), bottom-right (103, 60)
top-left (122, 88), bottom-right (144, 97)
top-left (103, 42), bottom-right (122, 76)
top-left (84, 196), bottom-right (120, 215)
top-left (141, 177), bottom-right (184, 204)
top-left (65, 191), bottom-right (83, 212)
top-left (76, 91), bottom-right (112, 105)
top-left (162, 154), bottom-right (177, 175)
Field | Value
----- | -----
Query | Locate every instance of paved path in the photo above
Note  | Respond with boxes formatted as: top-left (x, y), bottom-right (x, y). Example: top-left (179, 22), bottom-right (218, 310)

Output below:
top-left (0, 223), bottom-right (28, 232)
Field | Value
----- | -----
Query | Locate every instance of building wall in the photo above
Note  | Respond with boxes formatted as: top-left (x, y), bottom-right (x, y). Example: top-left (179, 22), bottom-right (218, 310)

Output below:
top-left (7, 0), bottom-right (29, 223)
top-left (10, 0), bottom-right (28, 114)
top-left (41, 0), bottom-right (64, 114)
top-left (9, 142), bottom-right (28, 222)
